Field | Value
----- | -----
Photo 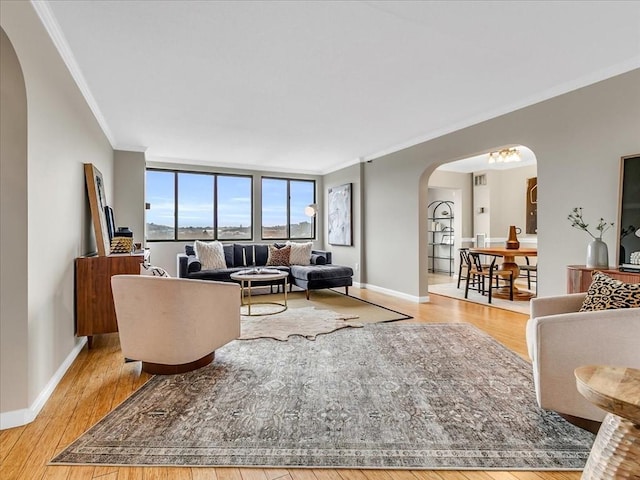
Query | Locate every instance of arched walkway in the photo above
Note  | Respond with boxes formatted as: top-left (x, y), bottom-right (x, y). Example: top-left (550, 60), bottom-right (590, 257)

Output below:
top-left (418, 146), bottom-right (538, 304)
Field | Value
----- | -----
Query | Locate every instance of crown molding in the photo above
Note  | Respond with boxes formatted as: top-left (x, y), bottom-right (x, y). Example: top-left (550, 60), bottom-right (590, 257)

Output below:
top-left (30, 0), bottom-right (115, 147)
top-left (362, 57), bottom-right (640, 163)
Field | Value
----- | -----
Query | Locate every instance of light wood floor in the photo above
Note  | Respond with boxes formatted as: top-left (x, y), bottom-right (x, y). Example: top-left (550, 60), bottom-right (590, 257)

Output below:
top-left (0, 288), bottom-right (582, 480)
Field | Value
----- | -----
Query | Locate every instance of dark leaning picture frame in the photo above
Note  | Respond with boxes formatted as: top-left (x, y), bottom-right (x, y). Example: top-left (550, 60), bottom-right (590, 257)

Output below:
top-left (617, 153), bottom-right (640, 266)
top-left (104, 205), bottom-right (116, 241)
top-left (84, 163), bottom-right (111, 256)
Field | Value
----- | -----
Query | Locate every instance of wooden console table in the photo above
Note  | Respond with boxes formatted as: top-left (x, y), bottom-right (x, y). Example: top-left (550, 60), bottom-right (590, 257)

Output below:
top-left (567, 265), bottom-right (640, 294)
top-left (75, 252), bottom-right (148, 348)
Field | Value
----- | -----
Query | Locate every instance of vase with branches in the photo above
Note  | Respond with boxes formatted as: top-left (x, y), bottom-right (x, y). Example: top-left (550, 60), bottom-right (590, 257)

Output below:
top-left (567, 207), bottom-right (613, 268)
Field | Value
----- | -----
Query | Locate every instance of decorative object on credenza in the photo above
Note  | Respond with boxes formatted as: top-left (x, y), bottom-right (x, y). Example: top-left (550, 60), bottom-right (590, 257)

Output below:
top-left (109, 227), bottom-right (134, 254)
top-left (568, 207), bottom-right (614, 268)
top-left (110, 236), bottom-right (133, 254)
top-left (328, 183), bottom-right (352, 246)
top-left (505, 225), bottom-right (521, 250)
top-left (84, 163), bottom-right (111, 256)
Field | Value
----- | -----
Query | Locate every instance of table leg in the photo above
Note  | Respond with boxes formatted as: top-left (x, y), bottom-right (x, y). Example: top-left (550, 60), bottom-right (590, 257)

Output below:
top-left (581, 412), bottom-right (640, 479)
top-left (284, 277), bottom-right (288, 308)
top-left (494, 255), bottom-right (533, 301)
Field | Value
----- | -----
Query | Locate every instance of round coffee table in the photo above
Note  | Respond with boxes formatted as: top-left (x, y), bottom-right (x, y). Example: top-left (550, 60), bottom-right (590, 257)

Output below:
top-left (574, 365), bottom-right (640, 479)
top-left (230, 269), bottom-right (288, 316)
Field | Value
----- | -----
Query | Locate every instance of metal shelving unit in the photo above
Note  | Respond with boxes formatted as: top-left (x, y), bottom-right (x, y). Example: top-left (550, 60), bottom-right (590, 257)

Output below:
top-left (428, 200), bottom-right (454, 275)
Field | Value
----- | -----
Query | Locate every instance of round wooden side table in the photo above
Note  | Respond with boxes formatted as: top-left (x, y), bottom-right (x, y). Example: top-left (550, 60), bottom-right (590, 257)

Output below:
top-left (574, 365), bottom-right (640, 479)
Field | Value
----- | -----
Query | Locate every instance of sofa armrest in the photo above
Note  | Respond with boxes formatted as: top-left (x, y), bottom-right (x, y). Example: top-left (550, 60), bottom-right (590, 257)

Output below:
top-left (176, 254), bottom-right (189, 278)
top-left (525, 307), bottom-right (640, 421)
top-left (530, 293), bottom-right (586, 319)
top-left (311, 249), bottom-right (332, 264)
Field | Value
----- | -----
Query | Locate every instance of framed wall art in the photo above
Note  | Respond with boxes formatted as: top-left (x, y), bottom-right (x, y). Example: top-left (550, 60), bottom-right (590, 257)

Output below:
top-left (618, 154), bottom-right (640, 266)
top-left (328, 183), bottom-right (352, 246)
top-left (84, 163), bottom-right (111, 256)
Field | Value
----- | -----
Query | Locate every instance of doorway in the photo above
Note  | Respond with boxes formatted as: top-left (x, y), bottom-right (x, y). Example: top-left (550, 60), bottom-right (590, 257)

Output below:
top-left (425, 146), bottom-right (538, 314)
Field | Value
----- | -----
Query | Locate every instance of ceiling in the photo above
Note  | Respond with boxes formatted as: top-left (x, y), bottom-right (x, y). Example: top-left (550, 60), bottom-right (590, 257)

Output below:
top-left (37, 1), bottom-right (640, 175)
top-left (436, 146), bottom-right (536, 173)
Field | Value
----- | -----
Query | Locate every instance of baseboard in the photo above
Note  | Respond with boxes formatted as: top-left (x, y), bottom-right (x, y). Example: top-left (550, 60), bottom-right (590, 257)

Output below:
top-left (0, 337), bottom-right (87, 430)
top-left (360, 283), bottom-right (429, 303)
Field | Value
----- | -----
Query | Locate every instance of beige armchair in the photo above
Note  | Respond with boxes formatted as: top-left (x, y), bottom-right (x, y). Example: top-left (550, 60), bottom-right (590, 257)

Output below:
top-left (111, 275), bottom-right (240, 374)
top-left (526, 292), bottom-right (640, 422)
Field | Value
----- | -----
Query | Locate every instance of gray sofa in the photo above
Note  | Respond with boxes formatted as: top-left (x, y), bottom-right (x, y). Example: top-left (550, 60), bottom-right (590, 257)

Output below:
top-left (177, 243), bottom-right (353, 299)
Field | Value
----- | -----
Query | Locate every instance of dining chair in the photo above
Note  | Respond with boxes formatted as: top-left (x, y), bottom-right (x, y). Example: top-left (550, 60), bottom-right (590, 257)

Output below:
top-left (519, 256), bottom-right (537, 293)
top-left (457, 248), bottom-right (470, 288)
top-left (464, 252), bottom-right (514, 303)
top-left (458, 248), bottom-right (493, 289)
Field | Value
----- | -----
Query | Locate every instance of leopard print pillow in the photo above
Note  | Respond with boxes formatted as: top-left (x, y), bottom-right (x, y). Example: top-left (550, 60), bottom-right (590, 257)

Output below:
top-left (579, 271), bottom-right (640, 311)
top-left (266, 244), bottom-right (291, 266)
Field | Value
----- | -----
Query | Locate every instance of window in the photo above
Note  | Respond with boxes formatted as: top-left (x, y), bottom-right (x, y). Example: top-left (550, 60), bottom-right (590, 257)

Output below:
top-left (178, 173), bottom-right (214, 240)
top-left (146, 170), bottom-right (175, 240)
top-left (145, 169), bottom-right (252, 241)
top-left (217, 175), bottom-right (252, 240)
top-left (262, 177), bottom-right (315, 240)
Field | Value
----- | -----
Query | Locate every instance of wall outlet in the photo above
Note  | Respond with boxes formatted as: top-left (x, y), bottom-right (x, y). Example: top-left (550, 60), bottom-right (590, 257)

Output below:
top-left (354, 262), bottom-right (359, 271)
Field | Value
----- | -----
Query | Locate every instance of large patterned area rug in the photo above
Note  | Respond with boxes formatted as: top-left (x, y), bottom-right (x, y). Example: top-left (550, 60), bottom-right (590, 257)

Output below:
top-left (52, 323), bottom-right (594, 470)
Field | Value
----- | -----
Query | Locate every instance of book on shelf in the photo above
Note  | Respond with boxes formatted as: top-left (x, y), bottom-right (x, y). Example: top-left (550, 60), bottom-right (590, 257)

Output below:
top-left (619, 263), bottom-right (640, 272)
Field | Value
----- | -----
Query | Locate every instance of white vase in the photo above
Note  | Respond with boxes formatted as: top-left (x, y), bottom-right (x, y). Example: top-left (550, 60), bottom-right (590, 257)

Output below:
top-left (586, 239), bottom-right (608, 268)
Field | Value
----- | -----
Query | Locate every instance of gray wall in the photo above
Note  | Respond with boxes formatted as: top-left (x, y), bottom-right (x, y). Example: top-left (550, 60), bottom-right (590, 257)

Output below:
top-left (1, 28), bottom-right (29, 415)
top-left (114, 150), bottom-right (146, 246)
top-left (1, 2), bottom-right (113, 427)
top-left (323, 163), bottom-right (363, 284)
top-left (365, 69), bottom-right (639, 300)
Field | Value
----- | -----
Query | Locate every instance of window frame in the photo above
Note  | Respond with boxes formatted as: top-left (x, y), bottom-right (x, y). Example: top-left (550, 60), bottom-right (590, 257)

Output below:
top-left (145, 168), bottom-right (254, 242)
top-left (261, 176), bottom-right (316, 241)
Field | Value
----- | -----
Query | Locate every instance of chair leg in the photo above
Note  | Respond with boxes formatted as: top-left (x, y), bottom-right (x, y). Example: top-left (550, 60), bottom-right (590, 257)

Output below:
top-left (487, 276), bottom-right (492, 303)
top-left (527, 270), bottom-right (531, 290)
top-left (464, 274), bottom-right (471, 298)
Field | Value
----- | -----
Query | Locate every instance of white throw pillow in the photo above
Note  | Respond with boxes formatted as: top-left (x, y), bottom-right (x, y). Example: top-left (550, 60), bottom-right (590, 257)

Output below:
top-left (287, 241), bottom-right (312, 266)
top-left (194, 240), bottom-right (227, 270)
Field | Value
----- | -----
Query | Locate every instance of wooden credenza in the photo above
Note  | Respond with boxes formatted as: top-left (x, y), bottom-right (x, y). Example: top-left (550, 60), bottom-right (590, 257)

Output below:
top-left (567, 265), bottom-right (640, 293)
top-left (75, 252), bottom-right (147, 347)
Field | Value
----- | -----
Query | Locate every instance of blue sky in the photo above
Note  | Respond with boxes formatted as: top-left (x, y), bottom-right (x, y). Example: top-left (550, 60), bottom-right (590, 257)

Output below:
top-left (146, 171), bottom-right (313, 228)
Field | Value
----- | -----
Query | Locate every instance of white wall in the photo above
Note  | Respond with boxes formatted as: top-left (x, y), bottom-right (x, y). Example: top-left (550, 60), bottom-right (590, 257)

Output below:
top-left (488, 165), bottom-right (537, 244)
top-left (427, 170), bottom-right (472, 238)
top-left (1, 2), bottom-right (113, 427)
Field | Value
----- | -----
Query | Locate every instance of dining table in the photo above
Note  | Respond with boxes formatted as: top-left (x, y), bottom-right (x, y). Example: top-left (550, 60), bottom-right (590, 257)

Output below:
top-left (469, 246), bottom-right (537, 300)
